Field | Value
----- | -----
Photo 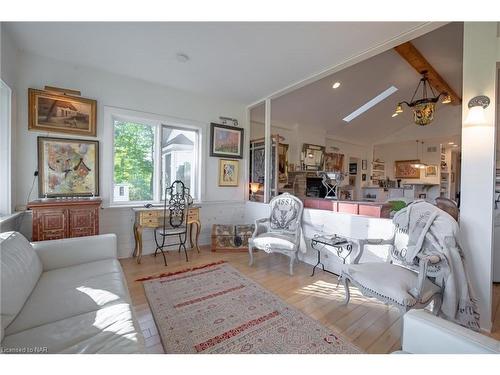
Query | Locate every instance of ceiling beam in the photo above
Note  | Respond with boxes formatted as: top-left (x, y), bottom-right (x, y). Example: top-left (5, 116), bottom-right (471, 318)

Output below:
top-left (394, 41), bottom-right (461, 105)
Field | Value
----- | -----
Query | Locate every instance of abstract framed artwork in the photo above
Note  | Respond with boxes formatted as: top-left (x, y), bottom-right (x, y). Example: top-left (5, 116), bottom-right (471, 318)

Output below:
top-left (218, 159), bottom-right (239, 187)
top-left (29, 88), bottom-right (97, 136)
top-left (38, 136), bottom-right (99, 197)
top-left (210, 122), bottom-right (244, 159)
top-left (395, 160), bottom-right (420, 179)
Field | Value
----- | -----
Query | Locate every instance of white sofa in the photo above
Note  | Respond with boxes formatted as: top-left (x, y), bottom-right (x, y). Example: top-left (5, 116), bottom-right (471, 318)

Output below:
top-left (0, 231), bottom-right (144, 354)
top-left (400, 310), bottom-right (500, 354)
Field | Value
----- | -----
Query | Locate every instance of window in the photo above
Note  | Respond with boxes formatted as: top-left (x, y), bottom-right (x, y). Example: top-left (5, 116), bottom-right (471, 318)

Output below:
top-left (161, 126), bottom-right (198, 200)
top-left (113, 120), bottom-right (155, 202)
top-left (110, 110), bottom-right (201, 205)
top-left (0, 80), bottom-right (12, 216)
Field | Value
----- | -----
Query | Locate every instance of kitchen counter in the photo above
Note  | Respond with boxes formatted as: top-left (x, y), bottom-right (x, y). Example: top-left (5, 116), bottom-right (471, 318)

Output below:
top-left (303, 197), bottom-right (391, 218)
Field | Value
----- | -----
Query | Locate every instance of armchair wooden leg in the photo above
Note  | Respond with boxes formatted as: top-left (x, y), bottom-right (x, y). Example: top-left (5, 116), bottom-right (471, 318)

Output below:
top-left (342, 277), bottom-right (351, 305)
top-left (289, 253), bottom-right (295, 276)
top-left (248, 245), bottom-right (254, 266)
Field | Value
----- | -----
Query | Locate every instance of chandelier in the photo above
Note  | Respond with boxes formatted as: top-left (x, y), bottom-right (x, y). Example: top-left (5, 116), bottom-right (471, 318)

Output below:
top-left (392, 71), bottom-right (451, 126)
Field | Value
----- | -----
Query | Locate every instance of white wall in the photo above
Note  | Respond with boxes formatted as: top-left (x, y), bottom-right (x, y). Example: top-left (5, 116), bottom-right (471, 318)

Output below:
top-left (9, 47), bottom-right (249, 257)
top-left (0, 23), bottom-right (18, 215)
top-left (460, 22), bottom-right (498, 331)
top-left (245, 201), bottom-right (394, 275)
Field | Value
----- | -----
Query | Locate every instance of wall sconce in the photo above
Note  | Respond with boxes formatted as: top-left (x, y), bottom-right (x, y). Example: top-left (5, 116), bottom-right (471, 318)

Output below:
top-left (465, 95), bottom-right (490, 125)
top-left (249, 182), bottom-right (260, 201)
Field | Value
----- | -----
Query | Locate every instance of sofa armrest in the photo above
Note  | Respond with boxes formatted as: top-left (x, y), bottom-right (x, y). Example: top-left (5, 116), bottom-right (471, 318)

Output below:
top-left (401, 310), bottom-right (499, 354)
top-left (32, 234), bottom-right (118, 271)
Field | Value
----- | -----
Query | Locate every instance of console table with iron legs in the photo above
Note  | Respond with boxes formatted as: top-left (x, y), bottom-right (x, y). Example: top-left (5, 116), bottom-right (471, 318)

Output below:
top-left (132, 206), bottom-right (201, 264)
top-left (310, 234), bottom-right (353, 277)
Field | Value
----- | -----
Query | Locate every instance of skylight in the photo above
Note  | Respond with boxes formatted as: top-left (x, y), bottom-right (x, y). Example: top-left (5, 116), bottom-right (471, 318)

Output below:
top-left (342, 85), bottom-right (398, 123)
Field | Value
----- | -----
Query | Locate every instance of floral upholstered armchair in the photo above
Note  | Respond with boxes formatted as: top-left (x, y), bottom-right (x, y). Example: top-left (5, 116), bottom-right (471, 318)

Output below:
top-left (248, 193), bottom-right (304, 275)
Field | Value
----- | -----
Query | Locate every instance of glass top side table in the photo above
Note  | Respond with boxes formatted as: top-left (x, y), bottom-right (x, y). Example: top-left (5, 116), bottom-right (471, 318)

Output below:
top-left (310, 234), bottom-right (353, 277)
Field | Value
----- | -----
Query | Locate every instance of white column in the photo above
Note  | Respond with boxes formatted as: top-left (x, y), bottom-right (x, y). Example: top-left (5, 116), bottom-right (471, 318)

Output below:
top-left (264, 98), bottom-right (271, 203)
top-left (460, 22), bottom-right (498, 331)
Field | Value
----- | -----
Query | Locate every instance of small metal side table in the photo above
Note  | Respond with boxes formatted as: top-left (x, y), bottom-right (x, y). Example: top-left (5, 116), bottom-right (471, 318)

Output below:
top-left (310, 234), bottom-right (353, 277)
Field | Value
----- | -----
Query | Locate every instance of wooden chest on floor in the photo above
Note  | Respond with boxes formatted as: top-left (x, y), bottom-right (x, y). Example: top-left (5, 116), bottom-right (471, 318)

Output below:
top-left (28, 198), bottom-right (101, 241)
top-left (211, 224), bottom-right (255, 252)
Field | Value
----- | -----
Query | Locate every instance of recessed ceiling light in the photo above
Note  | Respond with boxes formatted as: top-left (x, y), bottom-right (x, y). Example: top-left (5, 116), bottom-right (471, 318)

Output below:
top-left (343, 86), bottom-right (398, 123)
top-left (332, 82), bottom-right (341, 89)
top-left (176, 53), bottom-right (190, 63)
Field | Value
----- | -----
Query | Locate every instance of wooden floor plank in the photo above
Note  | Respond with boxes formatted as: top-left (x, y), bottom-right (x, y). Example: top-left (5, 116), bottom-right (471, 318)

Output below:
top-left (121, 246), bottom-right (500, 353)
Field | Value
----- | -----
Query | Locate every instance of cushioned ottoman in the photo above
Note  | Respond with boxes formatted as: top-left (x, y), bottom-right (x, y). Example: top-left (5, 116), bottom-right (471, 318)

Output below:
top-left (211, 224), bottom-right (255, 252)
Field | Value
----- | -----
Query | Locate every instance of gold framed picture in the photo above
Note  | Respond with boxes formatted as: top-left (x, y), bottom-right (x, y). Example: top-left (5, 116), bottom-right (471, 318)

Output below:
top-left (38, 136), bottom-right (99, 197)
top-left (395, 160), bottom-right (420, 179)
top-left (29, 88), bottom-right (97, 136)
top-left (425, 165), bottom-right (438, 177)
top-left (218, 159), bottom-right (239, 187)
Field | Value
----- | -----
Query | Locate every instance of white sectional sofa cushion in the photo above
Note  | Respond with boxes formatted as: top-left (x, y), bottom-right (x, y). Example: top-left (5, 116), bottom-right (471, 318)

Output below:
top-left (0, 232), bottom-right (42, 332)
top-left (0, 232), bottom-right (144, 354)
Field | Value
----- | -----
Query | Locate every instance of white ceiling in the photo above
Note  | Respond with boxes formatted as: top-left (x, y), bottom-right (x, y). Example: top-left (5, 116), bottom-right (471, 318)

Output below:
top-left (4, 22), bottom-right (441, 103)
top-left (251, 22), bottom-right (463, 145)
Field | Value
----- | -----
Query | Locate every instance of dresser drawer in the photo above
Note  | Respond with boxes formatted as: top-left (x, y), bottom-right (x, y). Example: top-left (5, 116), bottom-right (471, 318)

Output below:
top-left (140, 216), bottom-right (160, 227)
top-left (143, 210), bottom-right (160, 218)
top-left (188, 210), bottom-right (199, 222)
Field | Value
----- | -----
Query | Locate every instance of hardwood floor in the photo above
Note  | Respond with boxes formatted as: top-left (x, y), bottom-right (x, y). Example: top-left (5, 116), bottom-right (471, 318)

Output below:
top-left (120, 246), bottom-right (500, 354)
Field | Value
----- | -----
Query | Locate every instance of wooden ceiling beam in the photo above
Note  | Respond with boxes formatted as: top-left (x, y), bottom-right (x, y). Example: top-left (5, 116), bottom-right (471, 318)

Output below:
top-left (394, 41), bottom-right (461, 105)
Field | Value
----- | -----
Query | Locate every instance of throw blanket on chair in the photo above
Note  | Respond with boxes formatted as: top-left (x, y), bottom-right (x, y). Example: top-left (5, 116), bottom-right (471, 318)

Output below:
top-left (392, 200), bottom-right (480, 331)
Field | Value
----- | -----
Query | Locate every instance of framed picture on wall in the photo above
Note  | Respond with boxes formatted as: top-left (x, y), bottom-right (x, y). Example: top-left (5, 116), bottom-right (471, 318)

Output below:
top-left (210, 122), bottom-right (244, 159)
top-left (38, 136), bottom-right (99, 197)
top-left (349, 162), bottom-right (358, 175)
top-left (395, 160), bottom-right (420, 179)
top-left (29, 88), bottom-right (97, 137)
top-left (362, 160), bottom-right (367, 170)
top-left (218, 159), bottom-right (239, 187)
top-left (324, 152), bottom-right (344, 172)
top-left (425, 165), bottom-right (438, 177)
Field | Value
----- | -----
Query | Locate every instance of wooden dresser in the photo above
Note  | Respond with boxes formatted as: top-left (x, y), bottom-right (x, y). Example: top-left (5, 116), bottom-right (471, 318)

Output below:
top-left (28, 198), bottom-right (102, 241)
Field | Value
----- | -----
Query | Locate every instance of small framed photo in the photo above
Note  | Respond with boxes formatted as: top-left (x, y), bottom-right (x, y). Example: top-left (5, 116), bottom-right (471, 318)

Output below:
top-left (29, 88), bottom-right (97, 136)
top-left (349, 162), bottom-right (358, 175)
top-left (210, 122), bottom-right (244, 159)
top-left (218, 159), bottom-right (239, 187)
top-left (425, 165), bottom-right (438, 177)
top-left (362, 160), bottom-right (367, 170)
top-left (38, 136), bottom-right (99, 197)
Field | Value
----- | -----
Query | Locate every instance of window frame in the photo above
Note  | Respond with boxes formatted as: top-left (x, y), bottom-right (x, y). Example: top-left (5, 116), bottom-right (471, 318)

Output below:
top-left (0, 80), bottom-right (12, 216)
top-left (103, 106), bottom-right (205, 208)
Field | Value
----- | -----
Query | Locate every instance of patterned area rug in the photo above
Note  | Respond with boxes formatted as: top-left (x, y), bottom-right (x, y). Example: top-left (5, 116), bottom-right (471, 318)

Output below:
top-left (141, 261), bottom-right (362, 354)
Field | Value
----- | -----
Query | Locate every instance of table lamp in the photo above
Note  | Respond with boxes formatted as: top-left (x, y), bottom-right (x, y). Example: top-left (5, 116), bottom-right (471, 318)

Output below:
top-left (250, 182), bottom-right (260, 201)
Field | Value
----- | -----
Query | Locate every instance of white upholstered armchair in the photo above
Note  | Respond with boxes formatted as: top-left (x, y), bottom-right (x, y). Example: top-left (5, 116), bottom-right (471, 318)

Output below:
top-left (340, 222), bottom-right (444, 314)
top-left (248, 193), bottom-right (304, 275)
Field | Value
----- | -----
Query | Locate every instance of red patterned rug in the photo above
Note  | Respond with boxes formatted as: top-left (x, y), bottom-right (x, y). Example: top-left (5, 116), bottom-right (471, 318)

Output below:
top-left (142, 261), bottom-right (362, 354)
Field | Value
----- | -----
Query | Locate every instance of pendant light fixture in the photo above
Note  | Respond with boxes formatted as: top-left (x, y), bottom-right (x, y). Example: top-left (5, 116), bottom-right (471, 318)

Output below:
top-left (411, 140), bottom-right (428, 169)
top-left (392, 71), bottom-right (451, 126)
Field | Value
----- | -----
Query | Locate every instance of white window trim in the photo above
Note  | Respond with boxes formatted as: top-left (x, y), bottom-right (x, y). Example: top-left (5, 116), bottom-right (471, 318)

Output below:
top-left (102, 106), bottom-right (206, 208)
top-left (0, 80), bottom-right (12, 217)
